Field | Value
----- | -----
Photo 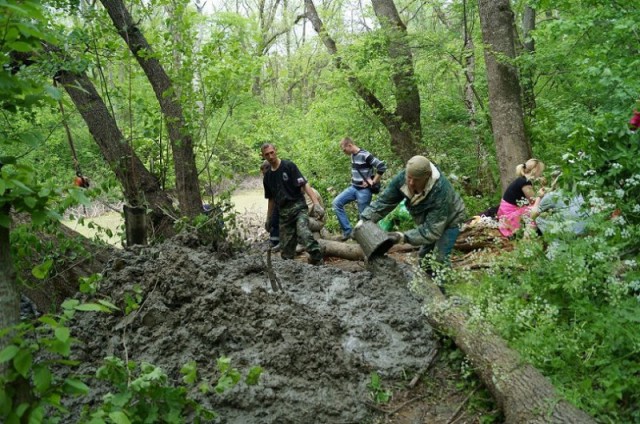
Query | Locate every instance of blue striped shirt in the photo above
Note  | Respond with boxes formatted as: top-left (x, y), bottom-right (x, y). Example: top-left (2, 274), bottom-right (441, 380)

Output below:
top-left (350, 149), bottom-right (387, 186)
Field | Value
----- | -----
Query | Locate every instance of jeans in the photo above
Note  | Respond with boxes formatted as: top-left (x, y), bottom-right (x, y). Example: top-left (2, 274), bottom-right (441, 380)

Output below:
top-left (418, 226), bottom-right (460, 264)
top-left (332, 185), bottom-right (373, 236)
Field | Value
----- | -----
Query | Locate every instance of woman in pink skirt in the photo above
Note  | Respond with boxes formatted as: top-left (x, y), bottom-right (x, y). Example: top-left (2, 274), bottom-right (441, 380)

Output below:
top-left (497, 159), bottom-right (545, 237)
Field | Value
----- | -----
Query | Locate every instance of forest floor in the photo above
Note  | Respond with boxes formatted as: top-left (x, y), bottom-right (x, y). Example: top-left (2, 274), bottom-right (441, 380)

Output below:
top-left (59, 177), bottom-right (498, 423)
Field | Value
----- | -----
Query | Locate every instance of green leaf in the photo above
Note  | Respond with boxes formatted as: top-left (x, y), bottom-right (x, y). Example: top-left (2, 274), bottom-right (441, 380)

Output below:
top-left (108, 411), bottom-right (131, 424)
top-left (9, 41), bottom-right (34, 52)
top-left (33, 365), bottom-right (52, 393)
top-left (37, 316), bottom-right (58, 327)
top-left (15, 402), bottom-right (29, 417)
top-left (180, 360), bottom-right (197, 384)
top-left (31, 259), bottom-right (53, 280)
top-left (97, 299), bottom-right (119, 311)
top-left (54, 326), bottom-right (70, 343)
top-left (61, 299), bottom-right (80, 310)
top-left (0, 345), bottom-right (20, 363)
top-left (11, 179), bottom-right (33, 193)
top-left (75, 303), bottom-right (108, 312)
top-left (28, 404), bottom-right (45, 424)
top-left (63, 378), bottom-right (90, 395)
top-left (24, 196), bottom-right (37, 208)
top-left (245, 366), bottom-right (263, 385)
top-left (0, 387), bottom-right (12, 415)
top-left (13, 349), bottom-right (33, 378)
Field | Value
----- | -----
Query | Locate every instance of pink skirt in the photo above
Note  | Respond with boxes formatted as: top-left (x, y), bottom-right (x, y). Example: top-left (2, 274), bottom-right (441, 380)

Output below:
top-left (497, 199), bottom-right (534, 237)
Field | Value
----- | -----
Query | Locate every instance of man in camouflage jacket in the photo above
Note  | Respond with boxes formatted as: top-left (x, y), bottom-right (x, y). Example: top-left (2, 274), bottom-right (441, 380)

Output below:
top-left (360, 155), bottom-right (466, 264)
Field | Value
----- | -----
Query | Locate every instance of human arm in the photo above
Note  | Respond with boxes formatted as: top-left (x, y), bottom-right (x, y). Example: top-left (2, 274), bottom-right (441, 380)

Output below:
top-left (522, 184), bottom-right (537, 204)
top-left (265, 198), bottom-right (276, 231)
top-left (365, 152), bottom-right (386, 186)
top-left (360, 172), bottom-right (404, 222)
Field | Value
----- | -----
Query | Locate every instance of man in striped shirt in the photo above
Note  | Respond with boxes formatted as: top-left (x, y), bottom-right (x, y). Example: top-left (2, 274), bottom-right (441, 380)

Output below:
top-left (332, 137), bottom-right (387, 241)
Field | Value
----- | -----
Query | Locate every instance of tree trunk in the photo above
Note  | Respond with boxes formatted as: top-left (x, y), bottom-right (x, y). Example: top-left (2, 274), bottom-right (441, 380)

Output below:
top-left (0, 205), bottom-right (19, 344)
top-left (414, 276), bottom-right (597, 423)
top-left (371, 0), bottom-right (422, 159)
top-left (521, 5), bottom-right (537, 115)
top-left (303, 0), bottom-right (420, 161)
top-left (462, 0), bottom-right (495, 195)
top-left (100, 0), bottom-right (202, 218)
top-left (318, 239), bottom-right (364, 261)
top-left (13, 214), bottom-right (115, 313)
top-left (477, 0), bottom-right (532, 192)
top-left (54, 69), bottom-right (176, 239)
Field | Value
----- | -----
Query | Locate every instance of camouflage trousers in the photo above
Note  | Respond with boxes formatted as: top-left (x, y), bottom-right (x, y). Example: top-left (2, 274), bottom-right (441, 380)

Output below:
top-left (279, 199), bottom-right (323, 263)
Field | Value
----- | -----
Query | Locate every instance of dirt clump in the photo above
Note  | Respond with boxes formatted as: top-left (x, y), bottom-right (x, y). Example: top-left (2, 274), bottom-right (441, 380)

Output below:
top-left (68, 237), bottom-right (438, 423)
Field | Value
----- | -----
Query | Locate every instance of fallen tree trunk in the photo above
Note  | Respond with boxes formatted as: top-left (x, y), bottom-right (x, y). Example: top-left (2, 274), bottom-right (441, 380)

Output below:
top-left (414, 275), bottom-right (596, 423)
top-left (318, 239), bottom-right (364, 261)
top-left (454, 224), bottom-right (511, 252)
top-left (14, 214), bottom-right (114, 313)
top-left (317, 239), bottom-right (417, 261)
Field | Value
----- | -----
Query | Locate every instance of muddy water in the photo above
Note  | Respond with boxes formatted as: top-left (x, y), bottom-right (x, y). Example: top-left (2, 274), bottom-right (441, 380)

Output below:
top-left (62, 188), bottom-right (268, 246)
top-left (68, 239), bottom-right (436, 423)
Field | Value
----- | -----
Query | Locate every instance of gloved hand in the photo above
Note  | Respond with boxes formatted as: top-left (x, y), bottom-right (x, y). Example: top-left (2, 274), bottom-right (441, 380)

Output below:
top-left (387, 231), bottom-right (405, 244)
top-left (264, 217), bottom-right (272, 233)
top-left (311, 204), bottom-right (325, 219)
top-left (354, 219), bottom-right (364, 230)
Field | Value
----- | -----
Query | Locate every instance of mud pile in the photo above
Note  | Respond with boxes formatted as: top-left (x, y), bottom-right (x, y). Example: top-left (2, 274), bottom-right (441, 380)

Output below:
top-left (69, 235), bottom-right (437, 423)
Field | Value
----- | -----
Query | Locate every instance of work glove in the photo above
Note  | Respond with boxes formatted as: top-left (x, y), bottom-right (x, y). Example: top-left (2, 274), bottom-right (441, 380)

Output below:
top-left (311, 204), bottom-right (325, 219)
top-left (354, 219), bottom-right (364, 230)
top-left (387, 231), bottom-right (405, 245)
top-left (264, 217), bottom-right (272, 233)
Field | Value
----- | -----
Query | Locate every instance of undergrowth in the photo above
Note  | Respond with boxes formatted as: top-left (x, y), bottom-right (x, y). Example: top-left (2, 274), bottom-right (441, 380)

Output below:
top-left (441, 129), bottom-right (640, 422)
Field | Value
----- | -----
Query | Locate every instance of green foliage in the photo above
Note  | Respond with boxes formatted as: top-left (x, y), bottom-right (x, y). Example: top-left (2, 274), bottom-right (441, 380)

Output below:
top-left (0, 300), bottom-right (90, 424)
top-left (367, 372), bottom-right (392, 404)
top-left (446, 195), bottom-right (640, 421)
top-left (83, 357), bottom-right (216, 424)
top-left (81, 355), bottom-right (262, 423)
top-left (123, 285), bottom-right (143, 315)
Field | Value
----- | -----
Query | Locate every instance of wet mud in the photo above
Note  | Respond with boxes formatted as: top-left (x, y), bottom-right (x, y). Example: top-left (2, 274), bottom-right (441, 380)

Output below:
top-left (69, 237), bottom-right (437, 423)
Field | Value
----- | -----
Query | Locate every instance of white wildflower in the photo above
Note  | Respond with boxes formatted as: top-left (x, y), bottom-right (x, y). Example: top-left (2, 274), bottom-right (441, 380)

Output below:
top-left (611, 215), bottom-right (626, 226)
top-left (615, 189), bottom-right (625, 199)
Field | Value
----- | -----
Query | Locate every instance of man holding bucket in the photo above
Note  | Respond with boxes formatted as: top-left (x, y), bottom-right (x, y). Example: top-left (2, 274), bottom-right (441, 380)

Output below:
top-left (358, 155), bottom-right (466, 265)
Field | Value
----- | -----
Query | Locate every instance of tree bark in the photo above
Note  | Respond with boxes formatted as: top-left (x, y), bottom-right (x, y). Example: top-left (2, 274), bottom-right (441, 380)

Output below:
top-left (371, 0), bottom-right (422, 159)
top-left (414, 276), bottom-right (597, 423)
top-left (0, 205), bottom-right (19, 344)
top-left (477, 0), bottom-right (532, 192)
top-left (521, 4), bottom-right (537, 115)
top-left (318, 239), bottom-right (364, 261)
top-left (12, 214), bottom-right (115, 313)
top-left (54, 69), bottom-right (176, 239)
top-left (462, 0), bottom-right (495, 195)
top-left (100, 0), bottom-right (202, 218)
top-left (303, 0), bottom-right (421, 161)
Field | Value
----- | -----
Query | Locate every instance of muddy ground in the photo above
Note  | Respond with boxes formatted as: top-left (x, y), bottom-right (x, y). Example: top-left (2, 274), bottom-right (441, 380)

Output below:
top-left (62, 228), bottom-right (494, 423)
top-left (16, 177), bottom-right (498, 422)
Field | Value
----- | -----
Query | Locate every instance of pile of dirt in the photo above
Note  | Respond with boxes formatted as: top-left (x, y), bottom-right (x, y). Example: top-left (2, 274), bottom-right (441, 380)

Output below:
top-left (67, 235), bottom-right (438, 423)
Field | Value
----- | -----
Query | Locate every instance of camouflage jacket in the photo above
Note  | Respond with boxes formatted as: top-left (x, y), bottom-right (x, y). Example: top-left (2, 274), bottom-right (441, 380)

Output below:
top-left (361, 168), bottom-right (466, 246)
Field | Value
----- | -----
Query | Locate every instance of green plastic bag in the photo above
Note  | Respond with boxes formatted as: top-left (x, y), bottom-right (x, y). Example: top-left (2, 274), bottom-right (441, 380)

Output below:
top-left (378, 200), bottom-right (411, 231)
